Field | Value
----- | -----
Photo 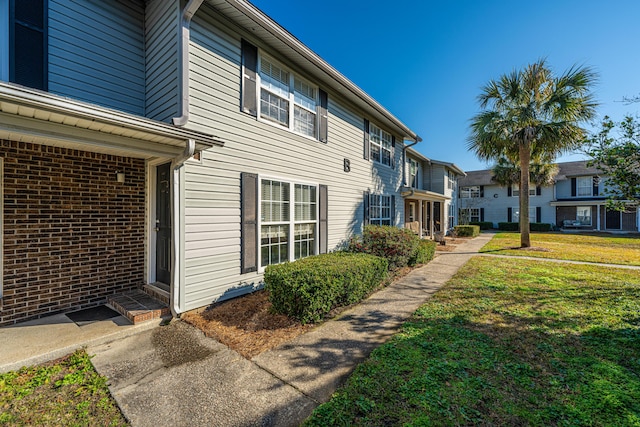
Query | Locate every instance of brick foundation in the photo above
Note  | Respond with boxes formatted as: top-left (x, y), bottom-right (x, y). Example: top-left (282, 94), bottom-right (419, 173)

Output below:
top-left (1, 140), bottom-right (146, 326)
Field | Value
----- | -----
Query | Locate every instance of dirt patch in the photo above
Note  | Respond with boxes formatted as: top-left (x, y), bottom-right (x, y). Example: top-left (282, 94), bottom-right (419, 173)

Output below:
top-left (436, 245), bottom-right (456, 252)
top-left (183, 267), bottom-right (416, 359)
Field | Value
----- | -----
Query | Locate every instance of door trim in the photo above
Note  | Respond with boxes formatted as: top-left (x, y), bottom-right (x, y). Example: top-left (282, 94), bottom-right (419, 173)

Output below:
top-left (146, 158), bottom-right (168, 285)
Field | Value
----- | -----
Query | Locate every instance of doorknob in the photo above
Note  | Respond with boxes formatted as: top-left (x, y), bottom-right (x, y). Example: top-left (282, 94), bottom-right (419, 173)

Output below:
top-left (154, 220), bottom-right (160, 232)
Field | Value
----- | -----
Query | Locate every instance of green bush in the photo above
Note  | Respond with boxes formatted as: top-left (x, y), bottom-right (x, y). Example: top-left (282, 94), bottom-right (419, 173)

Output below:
top-left (530, 222), bottom-right (552, 232)
top-left (409, 239), bottom-right (437, 265)
top-left (498, 222), bottom-right (519, 231)
top-left (348, 225), bottom-right (420, 270)
top-left (454, 225), bottom-right (480, 237)
top-left (264, 252), bottom-right (388, 324)
top-left (470, 221), bottom-right (493, 230)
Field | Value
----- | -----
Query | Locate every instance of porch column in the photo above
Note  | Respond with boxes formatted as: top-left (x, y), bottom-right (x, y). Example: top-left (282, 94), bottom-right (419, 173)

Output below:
top-left (596, 204), bottom-right (601, 231)
top-left (418, 199), bottom-right (423, 238)
top-left (430, 202), bottom-right (434, 239)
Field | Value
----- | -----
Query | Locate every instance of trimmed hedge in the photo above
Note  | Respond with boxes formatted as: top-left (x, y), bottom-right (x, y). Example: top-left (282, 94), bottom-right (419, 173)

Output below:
top-left (498, 222), bottom-right (552, 232)
top-left (454, 225), bottom-right (480, 237)
top-left (498, 222), bottom-right (519, 231)
top-left (348, 225), bottom-right (420, 270)
top-left (409, 239), bottom-right (437, 265)
top-left (470, 221), bottom-right (494, 230)
top-left (264, 252), bottom-right (388, 324)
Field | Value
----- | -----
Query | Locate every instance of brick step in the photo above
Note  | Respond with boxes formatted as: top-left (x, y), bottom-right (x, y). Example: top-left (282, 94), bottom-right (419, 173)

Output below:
top-left (107, 289), bottom-right (171, 325)
top-left (142, 284), bottom-right (170, 306)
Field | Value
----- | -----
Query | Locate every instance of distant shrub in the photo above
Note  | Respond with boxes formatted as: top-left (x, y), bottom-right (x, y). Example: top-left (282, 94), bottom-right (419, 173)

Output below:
top-left (454, 225), bottom-right (480, 237)
top-left (264, 252), bottom-right (388, 324)
top-left (348, 225), bottom-right (420, 270)
top-left (530, 223), bottom-right (552, 232)
top-left (409, 239), bottom-right (437, 265)
top-left (470, 221), bottom-right (493, 230)
top-left (498, 222), bottom-right (519, 231)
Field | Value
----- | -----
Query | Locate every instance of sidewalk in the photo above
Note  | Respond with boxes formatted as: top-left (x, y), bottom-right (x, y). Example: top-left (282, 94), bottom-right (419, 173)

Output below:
top-left (88, 233), bottom-right (495, 427)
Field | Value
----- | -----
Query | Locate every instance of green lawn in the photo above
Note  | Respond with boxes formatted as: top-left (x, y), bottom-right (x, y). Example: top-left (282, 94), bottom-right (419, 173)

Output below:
top-left (305, 257), bottom-right (640, 426)
top-left (480, 232), bottom-right (640, 266)
top-left (0, 350), bottom-right (127, 426)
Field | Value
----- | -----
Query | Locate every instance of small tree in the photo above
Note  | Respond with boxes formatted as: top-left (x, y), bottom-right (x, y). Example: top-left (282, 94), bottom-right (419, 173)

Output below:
top-left (586, 115), bottom-right (640, 210)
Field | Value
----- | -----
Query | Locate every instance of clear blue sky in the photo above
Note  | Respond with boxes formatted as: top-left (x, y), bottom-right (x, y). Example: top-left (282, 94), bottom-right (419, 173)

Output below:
top-left (249, 0), bottom-right (640, 172)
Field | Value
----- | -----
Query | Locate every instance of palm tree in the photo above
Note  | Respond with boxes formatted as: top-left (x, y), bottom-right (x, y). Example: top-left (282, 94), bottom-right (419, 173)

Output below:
top-left (491, 156), bottom-right (559, 189)
top-left (468, 59), bottom-right (597, 247)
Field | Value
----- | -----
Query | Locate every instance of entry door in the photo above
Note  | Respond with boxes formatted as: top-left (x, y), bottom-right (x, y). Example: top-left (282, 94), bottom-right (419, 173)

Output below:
top-left (605, 209), bottom-right (621, 230)
top-left (433, 202), bottom-right (442, 231)
top-left (156, 162), bottom-right (172, 284)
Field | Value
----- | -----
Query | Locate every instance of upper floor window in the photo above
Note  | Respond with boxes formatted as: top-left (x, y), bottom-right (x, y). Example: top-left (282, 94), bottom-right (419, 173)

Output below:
top-left (259, 55), bottom-right (318, 138)
top-left (447, 170), bottom-right (456, 189)
top-left (369, 123), bottom-right (393, 167)
top-left (408, 158), bottom-right (418, 187)
top-left (576, 176), bottom-right (592, 197)
top-left (7, 0), bottom-right (47, 90)
top-left (460, 186), bottom-right (481, 198)
top-left (511, 183), bottom-right (536, 197)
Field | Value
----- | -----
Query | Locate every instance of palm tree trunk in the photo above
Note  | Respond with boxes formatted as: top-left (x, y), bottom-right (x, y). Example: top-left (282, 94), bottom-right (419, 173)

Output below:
top-left (519, 134), bottom-right (532, 248)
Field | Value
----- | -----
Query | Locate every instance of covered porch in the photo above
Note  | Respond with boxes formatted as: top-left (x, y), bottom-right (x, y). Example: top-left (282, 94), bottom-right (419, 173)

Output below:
top-left (401, 188), bottom-right (450, 238)
top-left (551, 200), bottom-right (639, 232)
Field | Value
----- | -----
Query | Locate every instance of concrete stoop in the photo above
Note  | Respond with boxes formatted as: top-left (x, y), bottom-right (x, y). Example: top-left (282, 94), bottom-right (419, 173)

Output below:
top-left (107, 288), bottom-right (170, 325)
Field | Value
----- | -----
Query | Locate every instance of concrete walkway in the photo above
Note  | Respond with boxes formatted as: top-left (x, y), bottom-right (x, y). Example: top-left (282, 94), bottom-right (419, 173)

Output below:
top-left (88, 233), bottom-right (494, 427)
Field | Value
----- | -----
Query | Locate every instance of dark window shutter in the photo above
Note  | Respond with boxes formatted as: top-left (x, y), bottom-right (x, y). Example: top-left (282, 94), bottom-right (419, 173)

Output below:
top-left (536, 185), bottom-right (542, 196)
top-left (536, 206), bottom-right (541, 223)
top-left (241, 40), bottom-right (258, 117)
top-left (319, 185), bottom-right (328, 254)
top-left (571, 178), bottom-right (576, 197)
top-left (10, 0), bottom-right (47, 91)
top-left (391, 136), bottom-right (396, 169)
top-left (592, 176), bottom-right (599, 196)
top-left (480, 186), bottom-right (484, 197)
top-left (390, 195), bottom-right (396, 225)
top-left (241, 172), bottom-right (258, 273)
top-left (507, 186), bottom-right (512, 197)
top-left (507, 207), bottom-right (512, 223)
top-left (480, 208), bottom-right (485, 222)
top-left (363, 119), bottom-right (370, 160)
top-left (363, 191), bottom-right (370, 226)
top-left (318, 89), bottom-right (328, 143)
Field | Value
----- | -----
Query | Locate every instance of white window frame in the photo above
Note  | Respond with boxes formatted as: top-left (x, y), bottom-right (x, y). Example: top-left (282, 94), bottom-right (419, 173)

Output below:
top-left (576, 176), bottom-right (592, 197)
top-left (461, 208), bottom-right (480, 223)
top-left (576, 206), bottom-right (592, 226)
top-left (447, 170), bottom-right (456, 190)
top-left (460, 186), bottom-right (481, 198)
top-left (257, 54), bottom-right (319, 140)
top-left (369, 123), bottom-right (393, 167)
top-left (369, 194), bottom-right (392, 226)
top-left (408, 158), bottom-right (418, 188)
top-left (511, 183), bottom-right (536, 197)
top-left (258, 175), bottom-right (319, 271)
top-left (513, 206), bottom-right (536, 222)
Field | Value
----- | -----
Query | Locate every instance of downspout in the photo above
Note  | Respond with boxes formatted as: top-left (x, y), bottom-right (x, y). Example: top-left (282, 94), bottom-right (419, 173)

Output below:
top-left (172, 0), bottom-right (205, 126)
top-left (402, 136), bottom-right (422, 187)
top-left (170, 139), bottom-right (195, 317)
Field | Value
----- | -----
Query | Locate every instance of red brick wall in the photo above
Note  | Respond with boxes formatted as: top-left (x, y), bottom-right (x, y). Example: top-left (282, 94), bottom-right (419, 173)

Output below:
top-left (1, 141), bottom-right (146, 326)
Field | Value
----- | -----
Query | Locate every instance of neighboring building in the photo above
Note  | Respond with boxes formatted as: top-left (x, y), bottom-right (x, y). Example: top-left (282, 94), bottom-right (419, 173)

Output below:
top-left (402, 148), bottom-right (465, 237)
top-left (458, 161), bottom-right (640, 232)
top-left (0, 0), bottom-right (463, 326)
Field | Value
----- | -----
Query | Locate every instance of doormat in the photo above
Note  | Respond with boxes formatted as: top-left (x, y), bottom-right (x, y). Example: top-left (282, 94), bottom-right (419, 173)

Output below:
top-left (66, 305), bottom-right (121, 326)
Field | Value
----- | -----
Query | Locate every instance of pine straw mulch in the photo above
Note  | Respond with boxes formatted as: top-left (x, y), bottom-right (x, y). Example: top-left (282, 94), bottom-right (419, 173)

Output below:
top-left (182, 266), bottom-right (414, 359)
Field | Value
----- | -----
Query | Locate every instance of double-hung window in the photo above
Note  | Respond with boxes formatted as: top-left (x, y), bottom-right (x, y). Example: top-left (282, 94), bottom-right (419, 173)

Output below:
top-left (447, 170), bottom-right (456, 190)
top-left (369, 123), bottom-right (393, 167)
top-left (461, 208), bottom-right (480, 223)
top-left (576, 176), bottom-right (592, 197)
top-left (576, 206), bottom-right (592, 225)
top-left (460, 186), bottom-right (480, 198)
top-left (260, 178), bottom-right (317, 268)
top-left (368, 194), bottom-right (392, 225)
top-left (259, 55), bottom-right (317, 138)
top-left (408, 158), bottom-right (418, 187)
top-left (511, 183), bottom-right (536, 197)
top-left (512, 206), bottom-right (536, 222)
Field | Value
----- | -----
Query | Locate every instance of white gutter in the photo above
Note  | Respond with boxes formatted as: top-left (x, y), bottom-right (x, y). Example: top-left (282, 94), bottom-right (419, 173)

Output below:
top-left (173, 0), bottom-right (205, 126)
top-left (170, 139), bottom-right (195, 317)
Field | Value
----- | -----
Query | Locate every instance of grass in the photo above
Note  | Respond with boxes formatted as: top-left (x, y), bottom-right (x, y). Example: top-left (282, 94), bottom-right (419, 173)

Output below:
top-left (480, 232), bottom-right (640, 265)
top-left (305, 257), bottom-right (640, 426)
top-left (0, 349), bottom-right (127, 426)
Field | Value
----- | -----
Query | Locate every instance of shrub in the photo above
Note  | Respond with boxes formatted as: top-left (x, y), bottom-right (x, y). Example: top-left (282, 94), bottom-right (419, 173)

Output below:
top-left (409, 239), bottom-right (437, 265)
top-left (454, 225), bottom-right (480, 237)
top-left (530, 222), bottom-right (552, 232)
top-left (470, 221), bottom-right (493, 230)
top-left (498, 222), bottom-right (519, 231)
top-left (264, 252), bottom-right (388, 324)
top-left (348, 225), bottom-right (420, 270)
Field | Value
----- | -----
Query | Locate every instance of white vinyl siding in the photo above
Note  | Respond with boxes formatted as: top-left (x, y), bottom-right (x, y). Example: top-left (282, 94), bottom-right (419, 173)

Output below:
top-left (258, 55), bottom-right (317, 138)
